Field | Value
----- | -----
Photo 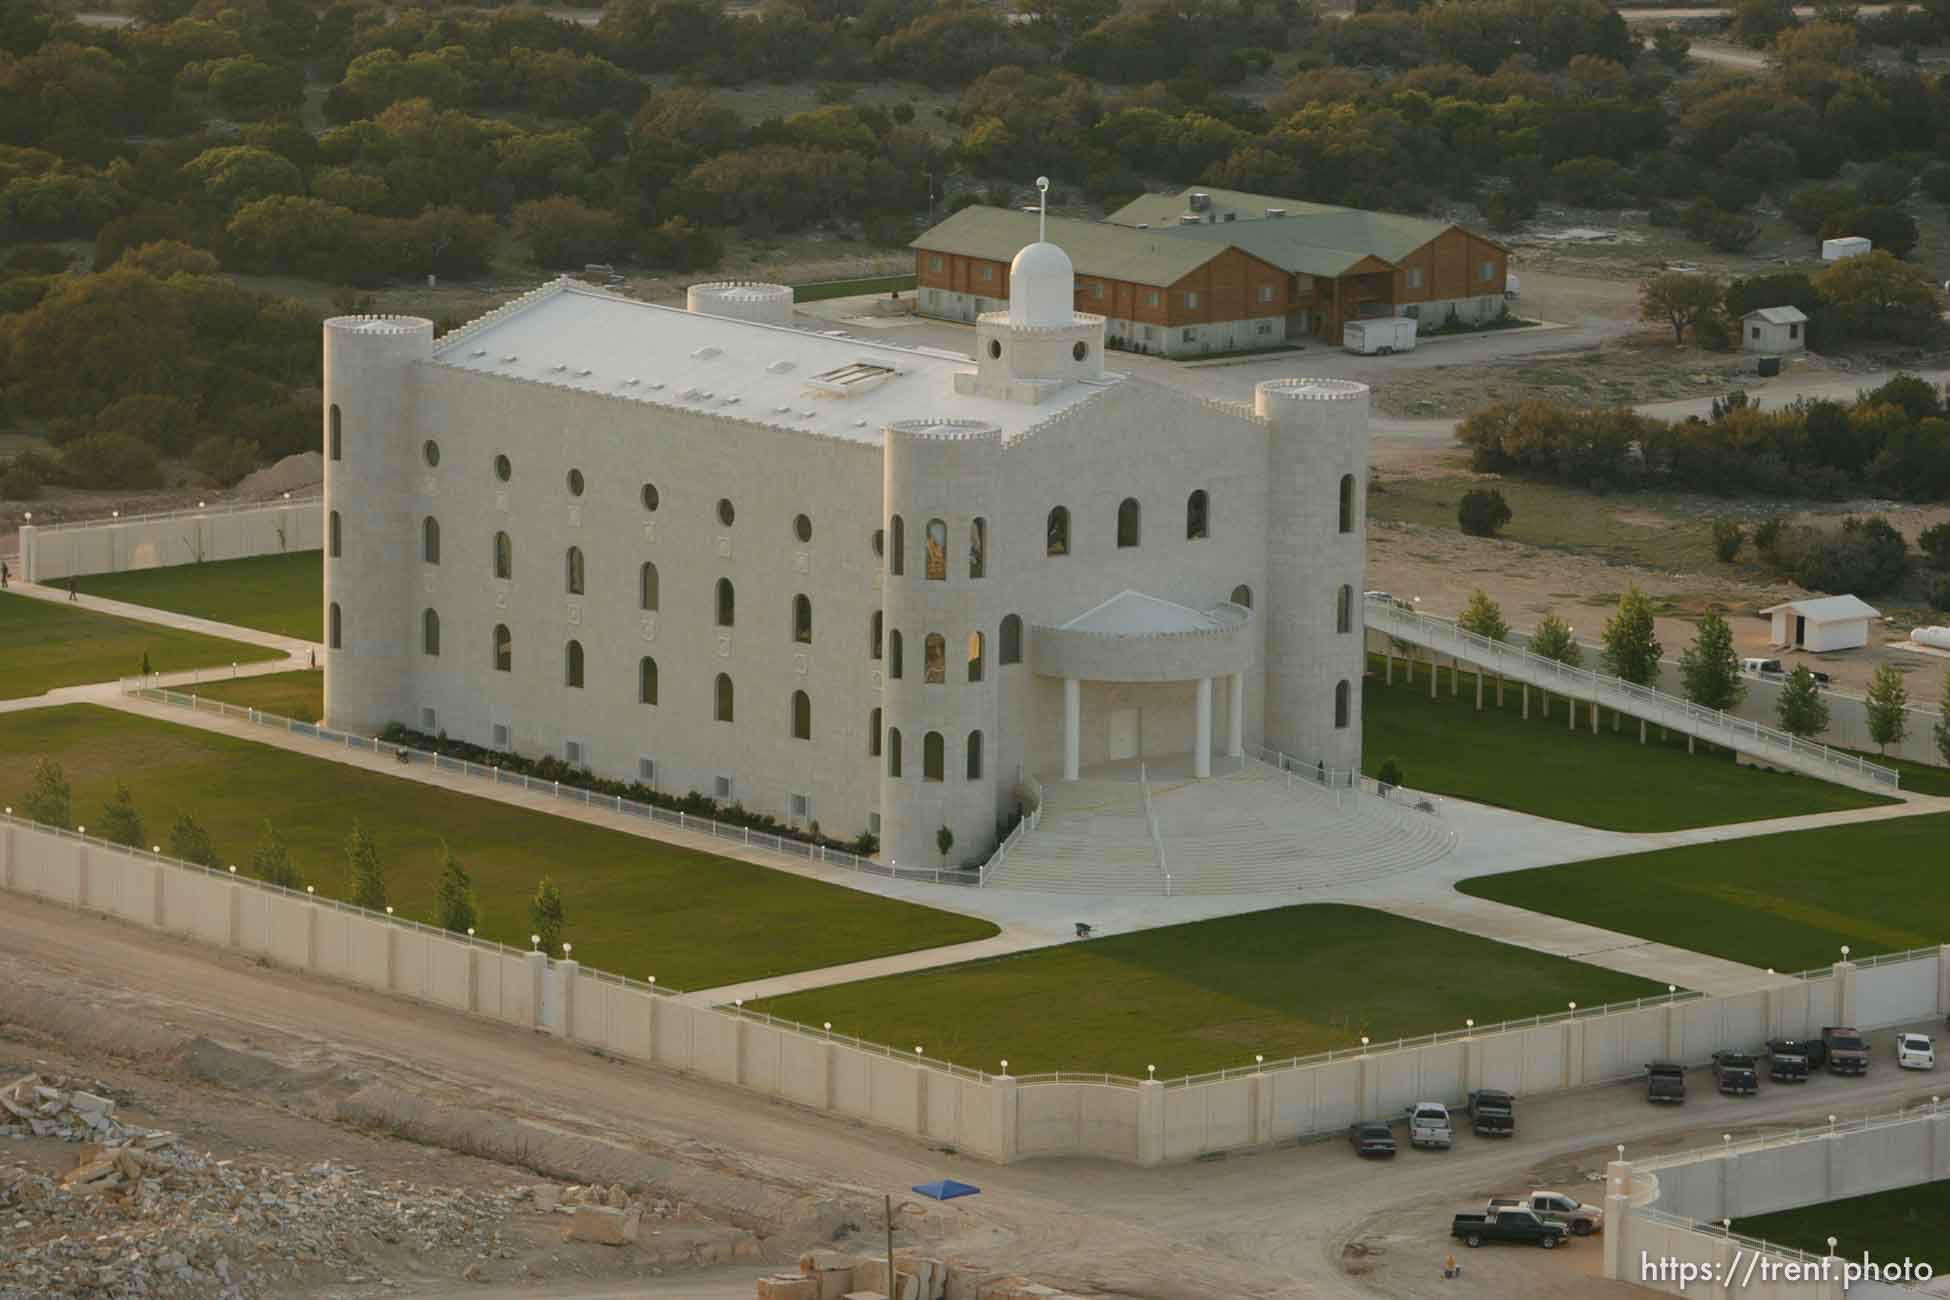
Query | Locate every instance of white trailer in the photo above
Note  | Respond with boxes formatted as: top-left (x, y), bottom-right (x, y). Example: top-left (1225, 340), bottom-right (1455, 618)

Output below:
top-left (1821, 236), bottom-right (1871, 262)
top-left (1343, 317), bottom-right (1418, 355)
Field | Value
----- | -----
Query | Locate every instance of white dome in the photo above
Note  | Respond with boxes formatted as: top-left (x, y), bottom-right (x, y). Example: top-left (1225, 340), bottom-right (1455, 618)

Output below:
top-left (1008, 241), bottom-right (1075, 329)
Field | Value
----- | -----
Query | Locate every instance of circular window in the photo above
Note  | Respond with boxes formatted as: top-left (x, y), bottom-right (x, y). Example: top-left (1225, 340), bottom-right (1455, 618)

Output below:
top-left (1072, 341), bottom-right (1088, 362)
top-left (422, 440), bottom-right (440, 468)
top-left (641, 483), bottom-right (659, 511)
top-left (987, 340), bottom-right (1002, 361)
top-left (717, 498), bottom-right (735, 527)
top-left (872, 529), bottom-right (885, 558)
top-left (794, 514), bottom-right (813, 544)
top-left (567, 468), bottom-right (585, 497)
top-left (494, 454), bottom-right (511, 482)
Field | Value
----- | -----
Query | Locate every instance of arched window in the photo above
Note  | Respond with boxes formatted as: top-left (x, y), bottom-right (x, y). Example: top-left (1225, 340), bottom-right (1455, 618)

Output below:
top-left (1339, 474), bottom-right (1356, 534)
top-left (1000, 614), bottom-right (1023, 665)
top-left (638, 656), bottom-right (658, 705)
top-left (889, 629), bottom-right (903, 679)
top-left (328, 510), bottom-right (341, 558)
top-left (1117, 497), bottom-right (1141, 548)
top-left (966, 631), bottom-right (984, 682)
top-left (716, 577), bottom-right (735, 627)
top-left (889, 515), bottom-right (905, 576)
top-left (966, 730), bottom-right (984, 780)
top-left (1231, 584), bottom-right (1252, 609)
top-left (714, 673), bottom-right (734, 722)
top-left (924, 633), bottom-right (946, 684)
top-left (565, 546), bottom-right (585, 596)
top-left (888, 727), bottom-right (902, 778)
top-left (493, 623), bottom-right (511, 671)
top-left (869, 707), bottom-right (882, 757)
top-left (1334, 679), bottom-right (1351, 729)
top-left (793, 594), bottom-right (812, 644)
top-left (1187, 489), bottom-right (1209, 540)
top-left (790, 689), bottom-right (811, 740)
top-left (493, 531), bottom-right (512, 580)
top-left (564, 640), bottom-right (584, 688)
top-left (923, 731), bottom-right (945, 782)
top-left (870, 611), bottom-right (883, 660)
top-left (640, 562), bottom-right (659, 611)
top-left (328, 602), bottom-right (341, 649)
top-left (422, 516), bottom-right (440, 565)
top-left (328, 404), bottom-right (341, 461)
top-left (969, 518), bottom-right (987, 579)
top-left (1336, 584), bottom-right (1353, 634)
top-left (1046, 506), bottom-right (1069, 557)
top-left (422, 608), bottom-right (439, 656)
top-left (925, 518), bottom-right (947, 580)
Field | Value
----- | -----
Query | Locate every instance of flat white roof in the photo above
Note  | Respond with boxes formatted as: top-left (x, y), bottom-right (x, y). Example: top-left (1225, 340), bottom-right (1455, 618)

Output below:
top-left (1759, 595), bottom-right (1881, 622)
top-left (431, 279), bottom-right (1118, 444)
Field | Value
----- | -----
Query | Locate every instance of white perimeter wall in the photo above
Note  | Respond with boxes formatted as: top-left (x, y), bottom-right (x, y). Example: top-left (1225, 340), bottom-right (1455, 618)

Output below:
top-left (4, 817), bottom-right (1947, 1167)
top-left (18, 500), bottom-right (323, 584)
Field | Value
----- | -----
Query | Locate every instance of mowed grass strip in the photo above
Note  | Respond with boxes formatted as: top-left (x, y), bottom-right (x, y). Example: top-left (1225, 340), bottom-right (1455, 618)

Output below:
top-left (0, 592), bottom-right (281, 700)
top-left (1735, 1180), bottom-right (1950, 1272)
top-left (753, 904), bottom-right (1663, 1078)
top-left (191, 669), bottom-right (323, 721)
top-left (1459, 811), bottom-right (1950, 972)
top-left (71, 552), bottom-right (323, 642)
top-left (0, 705), bottom-right (996, 988)
top-left (1363, 659), bottom-right (1892, 831)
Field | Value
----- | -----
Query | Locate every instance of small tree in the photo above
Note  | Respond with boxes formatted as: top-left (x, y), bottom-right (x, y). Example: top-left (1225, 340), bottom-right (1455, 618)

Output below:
top-left (1458, 488), bottom-right (1512, 538)
top-left (250, 819), bottom-right (299, 889)
top-left (1864, 662), bottom-right (1909, 754)
top-left (1921, 522), bottom-right (1950, 571)
top-left (434, 841), bottom-right (477, 934)
top-left (1530, 612), bottom-right (1583, 666)
top-left (22, 757), bottom-right (72, 828)
top-left (167, 811), bottom-right (217, 866)
top-left (1775, 666), bottom-right (1830, 738)
top-left (1457, 589), bottom-right (1509, 641)
top-left (1639, 271), bottom-right (1723, 344)
top-left (1375, 757), bottom-right (1404, 792)
top-left (346, 820), bottom-right (387, 911)
top-left (1600, 585), bottom-right (1663, 686)
top-left (1677, 612), bottom-right (1744, 712)
top-left (1935, 672), bottom-right (1950, 767)
top-left (531, 876), bottom-right (566, 955)
top-left (98, 782), bottom-right (143, 847)
top-left (139, 651), bottom-right (152, 677)
top-left (936, 823), bottom-right (955, 869)
top-left (1712, 521), bottom-right (1744, 562)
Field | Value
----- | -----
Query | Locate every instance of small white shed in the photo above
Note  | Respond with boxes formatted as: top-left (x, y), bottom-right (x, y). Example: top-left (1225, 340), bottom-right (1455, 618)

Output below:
top-left (1742, 306), bottom-right (1807, 354)
top-left (1759, 594), bottom-right (1880, 652)
top-left (1821, 236), bottom-right (1871, 262)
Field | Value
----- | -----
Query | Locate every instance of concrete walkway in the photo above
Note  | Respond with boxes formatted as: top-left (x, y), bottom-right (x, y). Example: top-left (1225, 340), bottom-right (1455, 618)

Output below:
top-left (6, 577), bottom-right (318, 659)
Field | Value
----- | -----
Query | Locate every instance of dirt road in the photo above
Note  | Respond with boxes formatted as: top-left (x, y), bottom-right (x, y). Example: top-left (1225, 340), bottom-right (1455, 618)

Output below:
top-left (7, 891), bottom-right (1947, 1300)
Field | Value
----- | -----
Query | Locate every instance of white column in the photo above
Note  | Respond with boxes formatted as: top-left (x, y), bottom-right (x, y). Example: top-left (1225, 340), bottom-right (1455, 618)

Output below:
top-left (1194, 677), bottom-right (1213, 779)
top-left (1226, 672), bottom-right (1244, 758)
top-left (1062, 677), bottom-right (1080, 783)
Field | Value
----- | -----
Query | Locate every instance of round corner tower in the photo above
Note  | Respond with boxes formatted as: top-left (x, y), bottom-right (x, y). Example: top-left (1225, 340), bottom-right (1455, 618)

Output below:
top-left (879, 418), bottom-right (1004, 872)
top-left (1256, 377), bottom-right (1370, 776)
top-left (322, 314), bottom-right (435, 735)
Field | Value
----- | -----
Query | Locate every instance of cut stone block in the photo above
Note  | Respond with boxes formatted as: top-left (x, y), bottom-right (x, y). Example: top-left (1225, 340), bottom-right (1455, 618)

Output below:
top-left (756, 1276), bottom-right (818, 1300)
top-left (568, 1204), bottom-right (640, 1245)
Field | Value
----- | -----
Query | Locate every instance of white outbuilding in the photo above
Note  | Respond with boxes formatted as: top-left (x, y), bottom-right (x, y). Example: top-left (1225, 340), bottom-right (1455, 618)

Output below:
top-left (1741, 306), bottom-right (1807, 354)
top-left (1821, 236), bottom-right (1871, 262)
top-left (1759, 595), bottom-right (1881, 653)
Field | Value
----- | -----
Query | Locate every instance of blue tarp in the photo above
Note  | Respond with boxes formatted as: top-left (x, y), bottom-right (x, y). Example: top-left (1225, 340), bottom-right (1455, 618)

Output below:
top-left (912, 1179), bottom-right (981, 1201)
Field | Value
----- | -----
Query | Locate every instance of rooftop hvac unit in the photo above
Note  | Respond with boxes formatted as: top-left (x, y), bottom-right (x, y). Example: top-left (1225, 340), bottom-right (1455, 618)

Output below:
top-left (1179, 214), bottom-right (1203, 225)
top-left (1189, 192), bottom-right (1211, 211)
top-left (1265, 207), bottom-right (1286, 218)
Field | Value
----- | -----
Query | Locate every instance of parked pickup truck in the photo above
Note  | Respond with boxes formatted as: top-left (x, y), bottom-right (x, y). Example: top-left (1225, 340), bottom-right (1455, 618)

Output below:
top-left (1402, 1101), bottom-right (1453, 1150)
top-left (1466, 1088), bottom-right (1515, 1137)
top-left (1646, 1061), bottom-right (1687, 1103)
top-left (1712, 1051), bottom-right (1761, 1096)
top-left (1766, 1039), bottom-right (1814, 1081)
top-left (1451, 1208), bottom-right (1568, 1249)
top-left (1485, 1191), bottom-right (1604, 1236)
top-left (1822, 1026), bottom-right (1871, 1076)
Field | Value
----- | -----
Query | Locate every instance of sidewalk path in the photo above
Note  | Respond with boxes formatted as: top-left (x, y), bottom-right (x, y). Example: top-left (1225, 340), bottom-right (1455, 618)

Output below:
top-left (7, 578), bottom-right (317, 659)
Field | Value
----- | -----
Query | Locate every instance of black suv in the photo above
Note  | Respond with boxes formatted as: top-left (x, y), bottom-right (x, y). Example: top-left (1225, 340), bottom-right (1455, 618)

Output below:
top-left (1712, 1051), bottom-right (1760, 1096)
top-left (1766, 1038), bottom-right (1815, 1080)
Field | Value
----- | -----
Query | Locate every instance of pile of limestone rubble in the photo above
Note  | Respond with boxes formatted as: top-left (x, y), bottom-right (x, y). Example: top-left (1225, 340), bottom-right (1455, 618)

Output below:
top-left (756, 1248), bottom-right (1094, 1300)
top-left (1, 1073), bottom-right (523, 1299)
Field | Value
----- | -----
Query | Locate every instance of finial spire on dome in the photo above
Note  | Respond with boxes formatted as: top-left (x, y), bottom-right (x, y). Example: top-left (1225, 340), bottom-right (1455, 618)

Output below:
top-left (1036, 176), bottom-right (1049, 243)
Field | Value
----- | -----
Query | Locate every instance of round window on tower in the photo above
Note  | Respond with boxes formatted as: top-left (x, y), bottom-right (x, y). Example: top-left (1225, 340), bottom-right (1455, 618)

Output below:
top-left (566, 468), bottom-right (585, 497)
top-left (494, 454), bottom-right (511, 482)
top-left (641, 483), bottom-right (659, 511)
top-left (794, 513), bottom-right (813, 544)
top-left (422, 440), bottom-right (440, 468)
top-left (988, 339), bottom-right (1002, 361)
top-left (717, 498), bottom-right (736, 527)
top-left (1072, 341), bottom-right (1088, 362)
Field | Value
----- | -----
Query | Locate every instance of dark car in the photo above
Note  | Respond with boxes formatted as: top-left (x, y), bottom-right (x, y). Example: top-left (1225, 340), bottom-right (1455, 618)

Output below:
top-left (1452, 1209), bottom-right (1568, 1249)
top-left (1348, 1120), bottom-right (1397, 1158)
top-left (1766, 1038), bottom-right (1814, 1081)
top-left (1821, 1026), bottom-right (1870, 1076)
top-left (1712, 1051), bottom-right (1760, 1096)
top-left (1646, 1061), bottom-right (1686, 1103)
top-left (1466, 1088), bottom-right (1515, 1137)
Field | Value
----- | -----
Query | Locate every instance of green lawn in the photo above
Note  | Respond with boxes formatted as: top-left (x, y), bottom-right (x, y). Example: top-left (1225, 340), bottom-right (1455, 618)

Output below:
top-left (1362, 658), bottom-right (1893, 831)
top-left (1459, 812), bottom-right (1950, 971)
top-left (71, 552), bottom-right (323, 641)
top-left (791, 274), bottom-right (916, 303)
top-left (1735, 1180), bottom-right (1950, 1272)
top-left (1367, 476), bottom-right (1722, 574)
top-left (191, 669), bottom-right (323, 721)
top-left (0, 592), bottom-right (281, 700)
top-left (753, 904), bottom-right (1664, 1078)
top-left (1835, 747), bottom-right (1950, 797)
top-left (0, 705), bottom-right (996, 988)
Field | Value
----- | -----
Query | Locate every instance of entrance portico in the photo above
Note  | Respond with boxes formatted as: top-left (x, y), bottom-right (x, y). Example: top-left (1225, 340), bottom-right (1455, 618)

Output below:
top-left (1033, 591), bottom-right (1253, 782)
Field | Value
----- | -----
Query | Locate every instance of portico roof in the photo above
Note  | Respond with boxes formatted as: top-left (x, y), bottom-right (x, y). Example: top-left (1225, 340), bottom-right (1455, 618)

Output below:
top-left (1033, 591), bottom-right (1252, 682)
top-left (1058, 590), bottom-right (1241, 637)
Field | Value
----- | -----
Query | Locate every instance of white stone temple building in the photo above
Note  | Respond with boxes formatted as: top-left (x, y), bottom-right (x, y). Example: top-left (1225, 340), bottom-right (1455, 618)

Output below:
top-left (321, 223), bottom-right (1369, 871)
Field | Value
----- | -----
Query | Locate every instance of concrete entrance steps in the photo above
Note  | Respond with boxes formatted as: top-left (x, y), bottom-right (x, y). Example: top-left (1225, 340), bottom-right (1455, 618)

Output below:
top-left (984, 775), bottom-right (1167, 894)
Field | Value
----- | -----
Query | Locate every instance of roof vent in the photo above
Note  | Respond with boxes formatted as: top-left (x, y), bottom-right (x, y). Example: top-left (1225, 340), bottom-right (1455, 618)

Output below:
top-left (1136, 223), bottom-right (1148, 230)
top-left (624, 377), bottom-right (639, 386)
top-left (722, 395), bottom-right (739, 405)
top-left (577, 368), bottom-right (592, 377)
top-left (551, 363), bottom-right (567, 372)
top-left (678, 386), bottom-right (703, 401)
top-left (799, 410), bottom-right (814, 419)
top-left (500, 355), bottom-right (518, 364)
top-left (1189, 192), bottom-right (1211, 211)
top-left (470, 348), bottom-right (487, 357)
top-left (648, 381), bottom-right (663, 390)
top-left (1266, 207), bottom-right (1286, 218)
top-left (853, 419), bottom-right (867, 428)
top-left (808, 361), bottom-right (898, 397)
top-left (774, 404), bottom-right (791, 414)
top-left (766, 359), bottom-right (795, 374)
top-left (1179, 214), bottom-right (1202, 226)
top-left (691, 346), bottom-right (721, 360)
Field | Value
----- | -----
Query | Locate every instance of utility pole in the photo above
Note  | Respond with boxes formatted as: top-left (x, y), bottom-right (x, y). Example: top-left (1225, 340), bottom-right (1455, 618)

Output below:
top-left (886, 1193), bottom-right (895, 1298)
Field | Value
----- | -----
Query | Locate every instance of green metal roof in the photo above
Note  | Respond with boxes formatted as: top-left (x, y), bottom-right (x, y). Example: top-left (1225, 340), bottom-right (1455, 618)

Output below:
top-left (1107, 186), bottom-right (1498, 270)
top-left (912, 206), bottom-right (1227, 286)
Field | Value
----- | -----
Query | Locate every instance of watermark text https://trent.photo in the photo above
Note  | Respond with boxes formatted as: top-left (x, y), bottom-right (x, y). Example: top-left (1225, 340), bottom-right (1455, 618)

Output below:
top-left (1642, 1250), bottom-right (1935, 1291)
